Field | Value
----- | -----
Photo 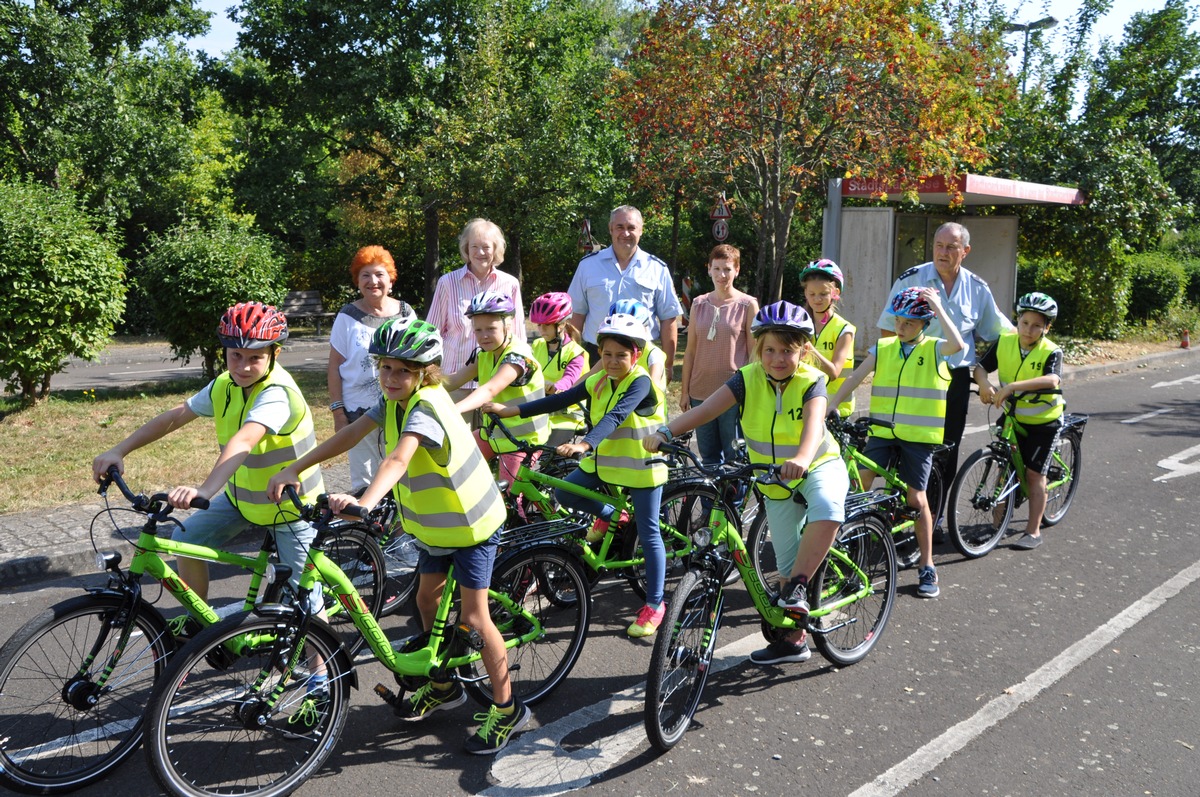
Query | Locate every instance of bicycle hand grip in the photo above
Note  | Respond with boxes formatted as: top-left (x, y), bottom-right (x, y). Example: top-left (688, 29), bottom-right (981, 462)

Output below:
top-left (190, 496), bottom-right (210, 510)
top-left (282, 484), bottom-right (303, 510)
top-left (341, 504), bottom-right (370, 519)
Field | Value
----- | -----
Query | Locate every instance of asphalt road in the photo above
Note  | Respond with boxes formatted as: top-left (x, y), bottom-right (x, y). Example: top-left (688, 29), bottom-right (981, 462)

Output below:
top-left (1, 350), bottom-right (1197, 796)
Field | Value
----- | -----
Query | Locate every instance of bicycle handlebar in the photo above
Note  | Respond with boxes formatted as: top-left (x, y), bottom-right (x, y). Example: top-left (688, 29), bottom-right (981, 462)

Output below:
top-left (655, 442), bottom-right (792, 489)
top-left (99, 465), bottom-right (209, 511)
top-left (483, 412), bottom-right (577, 458)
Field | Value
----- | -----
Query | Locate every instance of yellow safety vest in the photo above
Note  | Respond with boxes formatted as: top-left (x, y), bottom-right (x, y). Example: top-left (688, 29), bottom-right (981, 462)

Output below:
top-left (211, 366), bottom-right (324, 526)
top-left (385, 384), bottom-right (507, 547)
top-left (533, 336), bottom-right (589, 432)
top-left (578, 366), bottom-right (667, 488)
top-left (737, 362), bottom-right (840, 500)
top-left (477, 339), bottom-right (549, 452)
top-left (996, 333), bottom-right (1064, 424)
top-left (815, 311), bottom-right (856, 418)
top-left (869, 336), bottom-right (951, 444)
top-left (637, 342), bottom-right (666, 388)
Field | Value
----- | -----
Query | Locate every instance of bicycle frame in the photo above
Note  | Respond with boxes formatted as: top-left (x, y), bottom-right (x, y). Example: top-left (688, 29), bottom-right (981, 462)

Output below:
top-left (984, 410), bottom-right (1076, 509)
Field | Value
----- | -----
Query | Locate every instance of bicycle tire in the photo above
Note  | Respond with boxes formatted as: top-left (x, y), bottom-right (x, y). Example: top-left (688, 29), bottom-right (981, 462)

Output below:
top-left (0, 594), bottom-right (173, 795)
top-left (622, 482), bottom-right (722, 601)
top-left (745, 508), bottom-right (779, 596)
top-left (315, 526), bottom-right (386, 654)
top-left (808, 511), bottom-right (895, 666)
top-left (144, 612), bottom-right (350, 797)
top-left (644, 569), bottom-right (724, 752)
top-left (1041, 431), bottom-right (1081, 526)
top-left (947, 449), bottom-right (1015, 558)
top-left (374, 524), bottom-right (420, 616)
top-left (462, 545), bottom-right (591, 707)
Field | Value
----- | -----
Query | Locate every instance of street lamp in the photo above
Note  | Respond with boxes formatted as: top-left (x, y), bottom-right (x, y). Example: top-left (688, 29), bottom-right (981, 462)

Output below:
top-left (1004, 15), bottom-right (1057, 95)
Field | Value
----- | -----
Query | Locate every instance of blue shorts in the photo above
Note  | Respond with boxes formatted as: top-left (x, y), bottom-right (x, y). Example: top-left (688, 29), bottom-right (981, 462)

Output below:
top-left (861, 436), bottom-right (935, 492)
top-left (417, 528), bottom-right (503, 591)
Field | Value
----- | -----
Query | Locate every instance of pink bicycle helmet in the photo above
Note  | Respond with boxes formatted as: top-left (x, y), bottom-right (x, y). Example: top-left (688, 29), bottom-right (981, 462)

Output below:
top-left (530, 292), bottom-right (573, 325)
top-left (217, 302), bottom-right (289, 349)
top-left (799, 259), bottom-right (844, 289)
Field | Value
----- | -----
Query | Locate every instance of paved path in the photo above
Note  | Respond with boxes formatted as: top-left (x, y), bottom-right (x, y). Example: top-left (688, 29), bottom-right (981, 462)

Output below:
top-left (0, 346), bottom-right (1188, 589)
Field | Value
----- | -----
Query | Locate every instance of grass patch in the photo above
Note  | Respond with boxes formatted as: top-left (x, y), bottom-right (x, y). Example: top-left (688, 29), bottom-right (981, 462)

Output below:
top-left (0, 370), bottom-right (340, 515)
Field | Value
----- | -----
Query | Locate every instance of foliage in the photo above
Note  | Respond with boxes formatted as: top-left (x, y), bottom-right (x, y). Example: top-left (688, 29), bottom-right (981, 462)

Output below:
top-left (1016, 256), bottom-right (1083, 335)
top-left (1182, 259), bottom-right (1200, 306)
top-left (140, 222), bottom-right (285, 378)
top-left (1126, 252), bottom-right (1187, 321)
top-left (614, 0), bottom-right (1011, 301)
top-left (0, 181), bottom-right (125, 403)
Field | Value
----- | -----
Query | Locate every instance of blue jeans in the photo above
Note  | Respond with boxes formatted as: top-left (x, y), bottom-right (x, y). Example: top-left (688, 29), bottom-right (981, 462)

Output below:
top-left (692, 398), bottom-right (740, 468)
top-left (555, 466), bottom-right (665, 606)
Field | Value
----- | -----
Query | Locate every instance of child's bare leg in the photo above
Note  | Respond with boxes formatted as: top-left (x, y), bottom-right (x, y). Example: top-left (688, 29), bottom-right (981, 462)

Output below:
top-left (1025, 471), bottom-right (1047, 537)
top-left (459, 586), bottom-right (511, 705)
top-left (178, 557), bottom-right (210, 601)
top-left (415, 573), bottom-right (446, 631)
top-left (908, 487), bottom-right (933, 567)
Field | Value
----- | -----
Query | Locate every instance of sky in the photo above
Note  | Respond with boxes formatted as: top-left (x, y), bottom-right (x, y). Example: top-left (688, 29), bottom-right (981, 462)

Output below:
top-left (188, 0), bottom-right (1196, 58)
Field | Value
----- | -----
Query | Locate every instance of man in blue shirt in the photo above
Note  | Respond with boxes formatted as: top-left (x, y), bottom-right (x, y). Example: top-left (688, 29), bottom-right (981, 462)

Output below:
top-left (877, 222), bottom-right (1013, 511)
top-left (568, 205), bottom-right (684, 381)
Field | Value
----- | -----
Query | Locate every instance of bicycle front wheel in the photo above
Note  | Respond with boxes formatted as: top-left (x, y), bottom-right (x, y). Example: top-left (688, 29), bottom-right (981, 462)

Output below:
top-left (144, 613), bottom-right (350, 797)
top-left (0, 594), bottom-right (173, 795)
top-left (374, 525), bottom-right (421, 617)
top-left (744, 508), bottom-right (779, 596)
top-left (947, 449), bottom-right (1015, 558)
top-left (624, 482), bottom-right (723, 600)
top-left (809, 511), bottom-right (896, 667)
top-left (1042, 431), bottom-right (1082, 526)
top-left (463, 545), bottom-right (591, 707)
top-left (316, 526), bottom-right (385, 655)
top-left (644, 569), bottom-right (724, 752)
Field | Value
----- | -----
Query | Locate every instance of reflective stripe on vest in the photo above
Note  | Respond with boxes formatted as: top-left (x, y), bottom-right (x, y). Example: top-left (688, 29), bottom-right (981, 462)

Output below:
top-left (737, 362), bottom-right (840, 500)
top-left (211, 366), bottom-right (324, 526)
top-left (478, 340), bottom-right (550, 452)
top-left (579, 366), bottom-right (667, 488)
top-left (816, 312), bottom-right (857, 418)
top-left (533, 336), bottom-right (589, 432)
top-left (868, 337), bottom-right (951, 444)
top-left (997, 333), bottom-right (1065, 423)
top-left (386, 384), bottom-right (507, 547)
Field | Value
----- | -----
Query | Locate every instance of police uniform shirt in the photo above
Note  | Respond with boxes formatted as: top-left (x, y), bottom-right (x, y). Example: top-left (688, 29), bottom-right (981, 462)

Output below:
top-left (876, 262), bottom-right (1013, 369)
top-left (567, 245), bottom-right (684, 345)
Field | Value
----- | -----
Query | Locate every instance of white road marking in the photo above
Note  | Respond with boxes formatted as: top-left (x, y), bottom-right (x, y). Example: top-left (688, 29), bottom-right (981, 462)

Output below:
top-left (847, 558), bottom-right (1200, 797)
top-left (1151, 373), bottom-right (1200, 389)
top-left (1121, 407), bottom-right (1174, 424)
top-left (483, 634), bottom-right (761, 797)
top-left (961, 424), bottom-right (990, 437)
top-left (1154, 442), bottom-right (1200, 482)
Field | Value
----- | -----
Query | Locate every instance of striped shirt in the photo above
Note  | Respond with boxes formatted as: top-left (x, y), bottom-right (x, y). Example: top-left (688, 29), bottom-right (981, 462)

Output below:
top-left (426, 264), bottom-right (526, 381)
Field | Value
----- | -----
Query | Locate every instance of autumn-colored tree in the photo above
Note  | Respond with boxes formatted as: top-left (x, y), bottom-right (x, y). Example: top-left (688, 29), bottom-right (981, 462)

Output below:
top-left (616, 0), bottom-right (1010, 301)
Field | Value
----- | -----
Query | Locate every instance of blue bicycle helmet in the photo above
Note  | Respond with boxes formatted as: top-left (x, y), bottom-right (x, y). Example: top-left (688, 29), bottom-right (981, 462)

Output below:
top-left (751, 301), bottom-right (815, 337)
top-left (608, 299), bottom-right (654, 329)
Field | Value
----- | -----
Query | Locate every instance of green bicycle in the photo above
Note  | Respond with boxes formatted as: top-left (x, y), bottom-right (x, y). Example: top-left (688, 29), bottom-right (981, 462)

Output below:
top-left (141, 503), bottom-right (592, 797)
top-left (0, 469), bottom-right (385, 796)
top-left (946, 399), bottom-right (1087, 558)
top-left (644, 445), bottom-right (897, 751)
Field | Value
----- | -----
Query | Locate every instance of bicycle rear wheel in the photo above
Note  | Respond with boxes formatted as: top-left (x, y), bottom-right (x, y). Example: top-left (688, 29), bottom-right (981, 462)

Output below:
top-left (809, 511), bottom-right (896, 667)
top-left (1042, 431), bottom-right (1081, 526)
top-left (947, 449), bottom-right (1015, 558)
top-left (644, 569), bottom-right (724, 752)
top-left (316, 526), bottom-right (385, 655)
top-left (463, 546), bottom-right (591, 707)
top-left (144, 613), bottom-right (350, 797)
top-left (0, 594), bottom-right (173, 795)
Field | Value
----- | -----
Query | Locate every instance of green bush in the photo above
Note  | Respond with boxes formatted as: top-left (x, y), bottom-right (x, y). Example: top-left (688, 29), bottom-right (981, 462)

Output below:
top-left (1126, 252), bottom-right (1186, 321)
top-left (0, 181), bottom-right (126, 403)
top-left (140, 221), bottom-right (285, 378)
top-left (1181, 259), bottom-right (1200, 306)
top-left (1015, 256), bottom-right (1083, 335)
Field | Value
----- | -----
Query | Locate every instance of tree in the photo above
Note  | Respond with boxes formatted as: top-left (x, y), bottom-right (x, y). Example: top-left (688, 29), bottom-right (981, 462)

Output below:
top-left (140, 221), bottom-right (285, 378)
top-left (0, 181), bottom-right (125, 403)
top-left (616, 0), bottom-right (1010, 301)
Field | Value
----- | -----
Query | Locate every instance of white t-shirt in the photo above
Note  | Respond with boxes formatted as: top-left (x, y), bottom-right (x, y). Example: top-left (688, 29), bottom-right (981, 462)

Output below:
top-left (186, 380), bottom-right (292, 434)
top-left (330, 303), bottom-right (412, 412)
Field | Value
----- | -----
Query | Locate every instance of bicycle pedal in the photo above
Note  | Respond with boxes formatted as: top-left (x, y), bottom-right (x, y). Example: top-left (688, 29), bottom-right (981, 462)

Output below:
top-left (455, 623), bottom-right (485, 652)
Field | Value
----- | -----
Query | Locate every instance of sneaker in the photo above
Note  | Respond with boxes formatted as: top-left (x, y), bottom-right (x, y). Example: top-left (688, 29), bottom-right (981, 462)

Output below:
top-left (397, 681), bottom-right (466, 721)
top-left (166, 614), bottom-right (202, 640)
top-left (917, 565), bottom-right (940, 598)
top-left (585, 510), bottom-right (628, 543)
top-left (777, 578), bottom-right (809, 617)
top-left (463, 700), bottom-right (531, 755)
top-left (288, 681), bottom-right (329, 728)
top-left (1012, 533), bottom-right (1043, 550)
top-left (749, 638), bottom-right (812, 665)
top-left (627, 603), bottom-right (666, 638)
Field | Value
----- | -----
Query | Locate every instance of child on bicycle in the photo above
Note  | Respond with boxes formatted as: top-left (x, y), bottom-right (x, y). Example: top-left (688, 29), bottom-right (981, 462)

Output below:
top-left (645, 301), bottom-right (849, 665)
top-left (529, 291), bottom-right (590, 447)
top-left (484, 313), bottom-right (670, 638)
top-left (91, 302), bottom-right (326, 618)
top-left (973, 292), bottom-right (1064, 550)
top-left (801, 259), bottom-right (856, 418)
top-left (830, 287), bottom-right (965, 599)
top-left (580, 299), bottom-right (667, 387)
top-left (445, 290), bottom-right (550, 489)
top-left (267, 318), bottom-right (527, 754)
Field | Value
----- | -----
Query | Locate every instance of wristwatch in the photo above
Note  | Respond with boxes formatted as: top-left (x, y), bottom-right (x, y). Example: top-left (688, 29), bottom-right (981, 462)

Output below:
top-left (657, 425), bottom-right (674, 441)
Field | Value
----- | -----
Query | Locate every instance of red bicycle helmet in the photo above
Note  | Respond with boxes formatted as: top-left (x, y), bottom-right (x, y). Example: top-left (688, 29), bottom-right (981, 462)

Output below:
top-left (217, 302), bottom-right (289, 349)
top-left (530, 292), bottom-right (573, 325)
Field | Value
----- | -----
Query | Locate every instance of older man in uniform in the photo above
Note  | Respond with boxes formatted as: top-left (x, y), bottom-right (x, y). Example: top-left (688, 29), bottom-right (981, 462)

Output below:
top-left (568, 205), bottom-right (684, 380)
top-left (878, 222), bottom-right (1014, 519)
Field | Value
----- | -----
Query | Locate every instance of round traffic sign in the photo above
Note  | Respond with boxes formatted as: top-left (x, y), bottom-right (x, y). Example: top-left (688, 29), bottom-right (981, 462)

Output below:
top-left (712, 219), bottom-right (729, 241)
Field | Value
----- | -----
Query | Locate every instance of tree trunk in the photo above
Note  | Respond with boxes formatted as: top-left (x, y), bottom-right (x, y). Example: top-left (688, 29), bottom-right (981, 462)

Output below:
top-left (507, 228), bottom-right (523, 284)
top-left (422, 198), bottom-right (441, 312)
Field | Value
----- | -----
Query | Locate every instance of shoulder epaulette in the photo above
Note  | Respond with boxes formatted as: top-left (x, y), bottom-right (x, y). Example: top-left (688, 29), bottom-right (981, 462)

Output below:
top-left (580, 248), bottom-right (603, 262)
top-left (966, 271), bottom-right (990, 287)
top-left (898, 265), bottom-right (922, 280)
top-left (645, 252), bottom-right (668, 268)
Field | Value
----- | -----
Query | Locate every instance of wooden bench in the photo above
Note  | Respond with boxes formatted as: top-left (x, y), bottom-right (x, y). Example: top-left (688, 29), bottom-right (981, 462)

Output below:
top-left (280, 290), bottom-right (336, 336)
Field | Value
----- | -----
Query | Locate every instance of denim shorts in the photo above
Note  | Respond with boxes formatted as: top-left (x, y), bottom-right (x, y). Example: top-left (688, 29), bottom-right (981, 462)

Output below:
top-left (862, 436), bottom-right (935, 492)
top-left (417, 528), bottom-right (503, 590)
